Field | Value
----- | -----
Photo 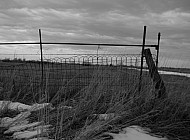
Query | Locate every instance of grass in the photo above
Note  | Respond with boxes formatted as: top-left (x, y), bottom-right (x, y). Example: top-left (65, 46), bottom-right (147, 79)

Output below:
top-left (0, 61), bottom-right (190, 140)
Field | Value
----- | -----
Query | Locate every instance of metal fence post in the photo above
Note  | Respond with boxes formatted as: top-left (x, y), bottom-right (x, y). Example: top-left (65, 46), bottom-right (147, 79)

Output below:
top-left (39, 29), bottom-right (44, 105)
top-left (39, 29), bottom-right (44, 87)
top-left (156, 32), bottom-right (161, 68)
top-left (139, 26), bottom-right (146, 93)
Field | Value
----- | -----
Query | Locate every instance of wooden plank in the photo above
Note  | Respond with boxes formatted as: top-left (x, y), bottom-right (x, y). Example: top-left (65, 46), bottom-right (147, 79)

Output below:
top-left (144, 49), bottom-right (167, 99)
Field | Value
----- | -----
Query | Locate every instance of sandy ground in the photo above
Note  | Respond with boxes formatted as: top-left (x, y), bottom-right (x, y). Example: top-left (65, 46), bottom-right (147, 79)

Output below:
top-left (0, 101), bottom-right (168, 140)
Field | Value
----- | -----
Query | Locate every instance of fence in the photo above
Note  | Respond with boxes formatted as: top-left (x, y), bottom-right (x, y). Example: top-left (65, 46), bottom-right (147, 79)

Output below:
top-left (0, 26), bottom-right (160, 104)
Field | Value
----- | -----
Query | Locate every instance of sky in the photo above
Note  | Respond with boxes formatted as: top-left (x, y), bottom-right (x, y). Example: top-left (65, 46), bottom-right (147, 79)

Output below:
top-left (0, 0), bottom-right (190, 68)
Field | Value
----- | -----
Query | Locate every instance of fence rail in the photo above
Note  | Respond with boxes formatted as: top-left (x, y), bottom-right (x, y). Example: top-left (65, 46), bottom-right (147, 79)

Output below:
top-left (0, 42), bottom-right (158, 48)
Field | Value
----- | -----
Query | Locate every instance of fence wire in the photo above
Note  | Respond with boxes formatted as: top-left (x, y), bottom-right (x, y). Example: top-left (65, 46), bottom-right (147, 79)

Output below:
top-left (0, 54), bottom-right (156, 104)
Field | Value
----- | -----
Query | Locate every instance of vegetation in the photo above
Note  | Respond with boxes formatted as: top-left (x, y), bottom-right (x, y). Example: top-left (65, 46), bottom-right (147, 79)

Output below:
top-left (0, 61), bottom-right (190, 140)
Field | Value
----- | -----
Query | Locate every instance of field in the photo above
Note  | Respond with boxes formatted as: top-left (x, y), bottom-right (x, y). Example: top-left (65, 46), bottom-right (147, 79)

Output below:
top-left (0, 60), bottom-right (190, 140)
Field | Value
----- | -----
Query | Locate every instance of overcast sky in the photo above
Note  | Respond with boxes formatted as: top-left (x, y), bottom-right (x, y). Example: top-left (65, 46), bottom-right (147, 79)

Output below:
top-left (0, 0), bottom-right (190, 68)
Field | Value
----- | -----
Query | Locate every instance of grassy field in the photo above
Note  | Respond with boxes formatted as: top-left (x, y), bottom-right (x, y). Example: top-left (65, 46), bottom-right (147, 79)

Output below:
top-left (0, 61), bottom-right (190, 140)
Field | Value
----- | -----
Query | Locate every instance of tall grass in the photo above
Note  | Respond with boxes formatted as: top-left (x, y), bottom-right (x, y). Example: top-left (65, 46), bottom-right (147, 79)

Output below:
top-left (44, 68), bottom-right (190, 140)
top-left (0, 65), bottom-right (190, 140)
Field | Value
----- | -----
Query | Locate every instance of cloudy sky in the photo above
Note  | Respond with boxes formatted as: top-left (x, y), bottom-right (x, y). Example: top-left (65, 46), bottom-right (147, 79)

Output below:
top-left (0, 0), bottom-right (190, 68)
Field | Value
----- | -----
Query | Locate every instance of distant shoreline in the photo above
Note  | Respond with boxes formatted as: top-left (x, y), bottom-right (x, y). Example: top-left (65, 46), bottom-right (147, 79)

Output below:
top-left (158, 67), bottom-right (190, 74)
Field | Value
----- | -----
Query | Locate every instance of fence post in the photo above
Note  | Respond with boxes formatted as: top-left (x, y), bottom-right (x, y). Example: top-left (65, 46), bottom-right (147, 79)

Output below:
top-left (139, 26), bottom-right (146, 93)
top-left (144, 48), bottom-right (167, 99)
top-left (39, 29), bottom-right (44, 103)
top-left (156, 32), bottom-right (161, 68)
top-left (39, 29), bottom-right (44, 86)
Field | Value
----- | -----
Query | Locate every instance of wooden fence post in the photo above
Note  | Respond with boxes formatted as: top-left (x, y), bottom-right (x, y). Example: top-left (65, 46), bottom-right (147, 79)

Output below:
top-left (144, 49), bottom-right (167, 99)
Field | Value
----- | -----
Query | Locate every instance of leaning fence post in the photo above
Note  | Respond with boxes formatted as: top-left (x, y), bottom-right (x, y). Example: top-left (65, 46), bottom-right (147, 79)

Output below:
top-left (139, 26), bottom-right (146, 93)
top-left (156, 32), bottom-right (161, 68)
top-left (144, 48), bottom-right (167, 99)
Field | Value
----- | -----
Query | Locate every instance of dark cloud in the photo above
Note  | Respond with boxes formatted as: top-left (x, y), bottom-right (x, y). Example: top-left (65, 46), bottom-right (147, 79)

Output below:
top-left (0, 0), bottom-right (190, 67)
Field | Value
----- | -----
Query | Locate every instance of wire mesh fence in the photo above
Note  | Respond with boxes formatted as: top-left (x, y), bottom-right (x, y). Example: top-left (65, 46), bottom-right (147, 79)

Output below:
top-left (0, 53), bottom-right (156, 104)
top-left (0, 27), bottom-right (161, 106)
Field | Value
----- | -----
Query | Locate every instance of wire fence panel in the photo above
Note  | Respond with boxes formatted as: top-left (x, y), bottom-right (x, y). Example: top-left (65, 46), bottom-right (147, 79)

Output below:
top-left (0, 53), bottom-right (156, 104)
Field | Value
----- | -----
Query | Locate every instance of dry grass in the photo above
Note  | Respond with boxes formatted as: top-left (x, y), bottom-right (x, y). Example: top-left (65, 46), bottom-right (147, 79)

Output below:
top-left (0, 66), bottom-right (190, 140)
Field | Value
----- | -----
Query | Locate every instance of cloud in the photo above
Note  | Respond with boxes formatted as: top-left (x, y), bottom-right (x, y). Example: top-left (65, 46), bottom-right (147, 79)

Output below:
top-left (145, 8), bottom-right (190, 27)
top-left (0, 0), bottom-right (190, 67)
